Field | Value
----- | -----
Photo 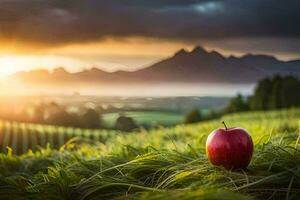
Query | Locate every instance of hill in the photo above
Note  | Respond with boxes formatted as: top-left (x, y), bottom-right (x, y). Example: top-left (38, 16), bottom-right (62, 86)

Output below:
top-left (0, 108), bottom-right (299, 199)
top-left (11, 46), bottom-right (300, 85)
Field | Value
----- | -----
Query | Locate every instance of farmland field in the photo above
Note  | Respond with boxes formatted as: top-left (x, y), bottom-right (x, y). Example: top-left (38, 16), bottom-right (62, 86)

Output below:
top-left (103, 111), bottom-right (184, 128)
top-left (0, 108), bottom-right (300, 199)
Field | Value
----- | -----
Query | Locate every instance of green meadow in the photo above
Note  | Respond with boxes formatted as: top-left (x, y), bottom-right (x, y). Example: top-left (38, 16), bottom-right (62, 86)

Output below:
top-left (0, 108), bottom-right (299, 199)
top-left (102, 111), bottom-right (184, 128)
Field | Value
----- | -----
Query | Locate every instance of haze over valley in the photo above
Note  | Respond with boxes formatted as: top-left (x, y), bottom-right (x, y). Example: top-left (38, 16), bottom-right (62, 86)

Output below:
top-left (3, 45), bottom-right (300, 97)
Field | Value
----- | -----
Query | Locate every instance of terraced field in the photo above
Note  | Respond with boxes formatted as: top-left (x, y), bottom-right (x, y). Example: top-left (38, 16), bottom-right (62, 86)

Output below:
top-left (0, 121), bottom-right (117, 154)
top-left (0, 108), bottom-right (300, 199)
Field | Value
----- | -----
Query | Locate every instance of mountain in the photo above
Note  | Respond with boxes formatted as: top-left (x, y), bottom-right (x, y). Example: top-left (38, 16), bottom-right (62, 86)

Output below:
top-left (11, 46), bottom-right (300, 85)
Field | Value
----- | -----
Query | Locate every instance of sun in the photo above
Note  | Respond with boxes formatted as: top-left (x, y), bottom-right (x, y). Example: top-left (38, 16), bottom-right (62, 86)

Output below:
top-left (0, 53), bottom-right (91, 78)
top-left (0, 54), bottom-right (50, 77)
top-left (0, 55), bottom-right (21, 77)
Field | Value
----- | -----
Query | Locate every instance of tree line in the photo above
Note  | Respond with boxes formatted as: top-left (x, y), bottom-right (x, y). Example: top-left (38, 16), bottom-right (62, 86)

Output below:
top-left (225, 75), bottom-right (300, 113)
top-left (0, 101), bottom-right (138, 132)
top-left (184, 75), bottom-right (300, 124)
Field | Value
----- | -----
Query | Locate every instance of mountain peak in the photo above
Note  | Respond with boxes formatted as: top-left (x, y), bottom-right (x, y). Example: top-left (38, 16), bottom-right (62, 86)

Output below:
top-left (174, 48), bottom-right (189, 57)
top-left (52, 67), bottom-right (68, 75)
top-left (10, 46), bottom-right (299, 86)
top-left (90, 67), bottom-right (105, 73)
top-left (191, 46), bottom-right (208, 54)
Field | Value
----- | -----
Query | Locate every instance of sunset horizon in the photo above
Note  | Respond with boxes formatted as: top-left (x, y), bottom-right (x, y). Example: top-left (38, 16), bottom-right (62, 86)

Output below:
top-left (1, 43), bottom-right (300, 78)
top-left (0, 1), bottom-right (299, 199)
top-left (0, 1), bottom-right (299, 78)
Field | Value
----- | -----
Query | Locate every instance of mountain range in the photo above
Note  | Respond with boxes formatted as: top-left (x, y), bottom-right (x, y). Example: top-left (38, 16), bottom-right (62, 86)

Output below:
top-left (11, 46), bottom-right (300, 85)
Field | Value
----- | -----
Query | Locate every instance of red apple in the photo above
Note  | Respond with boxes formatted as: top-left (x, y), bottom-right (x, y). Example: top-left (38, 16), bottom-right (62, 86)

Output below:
top-left (206, 121), bottom-right (253, 169)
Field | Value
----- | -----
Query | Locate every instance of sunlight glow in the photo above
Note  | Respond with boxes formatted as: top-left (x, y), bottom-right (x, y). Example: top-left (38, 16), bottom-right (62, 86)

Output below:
top-left (0, 38), bottom-right (195, 76)
top-left (0, 55), bottom-right (23, 76)
top-left (0, 54), bottom-right (84, 77)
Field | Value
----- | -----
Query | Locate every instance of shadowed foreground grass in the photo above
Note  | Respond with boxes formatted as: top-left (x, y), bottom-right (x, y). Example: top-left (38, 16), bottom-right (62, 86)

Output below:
top-left (0, 109), bottom-right (300, 200)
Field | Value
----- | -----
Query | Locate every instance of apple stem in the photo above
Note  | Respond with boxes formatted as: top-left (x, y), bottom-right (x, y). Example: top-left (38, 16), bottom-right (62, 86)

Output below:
top-left (222, 121), bottom-right (228, 131)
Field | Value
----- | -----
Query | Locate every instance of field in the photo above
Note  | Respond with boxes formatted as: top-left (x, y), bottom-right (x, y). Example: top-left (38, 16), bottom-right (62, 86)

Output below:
top-left (0, 108), bottom-right (300, 199)
top-left (0, 121), bottom-right (118, 154)
top-left (103, 111), bottom-right (184, 128)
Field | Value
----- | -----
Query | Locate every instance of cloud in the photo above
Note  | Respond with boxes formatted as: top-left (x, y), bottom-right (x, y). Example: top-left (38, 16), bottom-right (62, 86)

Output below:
top-left (0, 0), bottom-right (299, 49)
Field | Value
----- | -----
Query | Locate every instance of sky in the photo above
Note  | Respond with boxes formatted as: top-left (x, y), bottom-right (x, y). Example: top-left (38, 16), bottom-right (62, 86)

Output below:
top-left (0, 0), bottom-right (299, 76)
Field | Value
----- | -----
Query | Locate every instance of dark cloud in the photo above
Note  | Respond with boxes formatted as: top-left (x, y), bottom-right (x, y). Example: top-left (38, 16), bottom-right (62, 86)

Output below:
top-left (0, 0), bottom-right (299, 46)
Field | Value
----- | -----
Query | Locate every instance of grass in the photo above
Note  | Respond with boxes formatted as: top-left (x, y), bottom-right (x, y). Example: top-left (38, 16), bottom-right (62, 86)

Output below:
top-left (102, 111), bottom-right (184, 128)
top-left (0, 122), bottom-right (118, 154)
top-left (0, 108), bottom-right (300, 199)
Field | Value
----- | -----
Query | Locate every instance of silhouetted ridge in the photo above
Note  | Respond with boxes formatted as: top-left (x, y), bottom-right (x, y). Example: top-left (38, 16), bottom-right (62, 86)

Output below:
top-left (174, 49), bottom-right (189, 57)
top-left (191, 46), bottom-right (208, 54)
top-left (52, 67), bottom-right (68, 76)
top-left (11, 45), bottom-right (300, 84)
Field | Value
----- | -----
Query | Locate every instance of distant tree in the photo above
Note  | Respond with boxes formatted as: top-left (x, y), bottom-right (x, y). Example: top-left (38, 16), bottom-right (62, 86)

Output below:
top-left (81, 109), bottom-right (102, 129)
top-left (249, 78), bottom-right (272, 110)
top-left (32, 104), bottom-right (46, 123)
top-left (225, 94), bottom-right (249, 113)
top-left (268, 75), bottom-right (284, 109)
top-left (184, 109), bottom-right (202, 124)
top-left (203, 109), bottom-right (221, 120)
top-left (280, 76), bottom-right (300, 108)
top-left (115, 115), bottom-right (138, 132)
top-left (47, 109), bottom-right (81, 127)
top-left (249, 75), bottom-right (300, 111)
